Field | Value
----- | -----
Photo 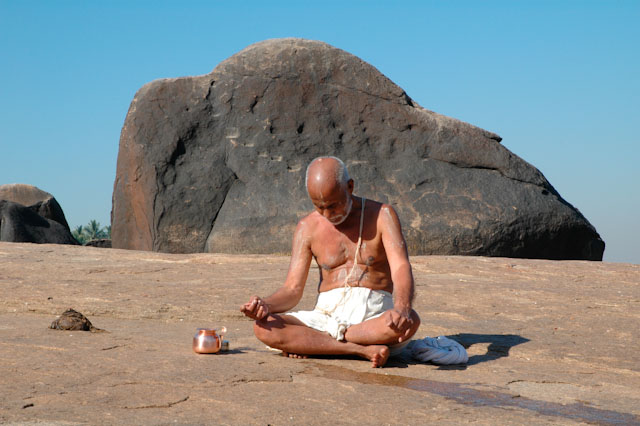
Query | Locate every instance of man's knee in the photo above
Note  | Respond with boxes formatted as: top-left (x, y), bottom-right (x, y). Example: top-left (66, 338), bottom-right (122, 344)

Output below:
top-left (253, 317), bottom-right (271, 343)
top-left (253, 315), bottom-right (283, 347)
top-left (410, 309), bottom-right (421, 330)
top-left (407, 309), bottom-right (421, 337)
top-left (384, 309), bottom-right (420, 340)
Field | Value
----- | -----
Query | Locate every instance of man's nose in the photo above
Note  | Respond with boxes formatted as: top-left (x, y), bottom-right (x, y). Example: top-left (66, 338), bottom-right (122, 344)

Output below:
top-left (322, 209), bottom-right (333, 219)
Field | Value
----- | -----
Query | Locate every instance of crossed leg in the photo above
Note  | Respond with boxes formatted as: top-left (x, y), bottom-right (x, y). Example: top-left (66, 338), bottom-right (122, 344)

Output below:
top-left (254, 314), bottom-right (389, 367)
top-left (253, 309), bottom-right (420, 368)
top-left (344, 309), bottom-right (421, 346)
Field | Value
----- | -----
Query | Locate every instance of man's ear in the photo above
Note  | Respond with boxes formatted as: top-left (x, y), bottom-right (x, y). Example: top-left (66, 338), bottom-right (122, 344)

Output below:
top-left (347, 179), bottom-right (354, 194)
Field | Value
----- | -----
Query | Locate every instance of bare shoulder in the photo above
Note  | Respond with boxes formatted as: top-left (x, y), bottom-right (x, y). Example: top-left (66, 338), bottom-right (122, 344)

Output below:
top-left (378, 203), bottom-right (402, 226)
top-left (295, 211), bottom-right (323, 236)
top-left (378, 203), bottom-right (408, 256)
top-left (297, 211), bottom-right (322, 227)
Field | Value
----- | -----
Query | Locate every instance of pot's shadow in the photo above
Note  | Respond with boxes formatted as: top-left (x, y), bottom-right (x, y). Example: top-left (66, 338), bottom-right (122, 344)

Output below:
top-left (199, 347), bottom-right (249, 355)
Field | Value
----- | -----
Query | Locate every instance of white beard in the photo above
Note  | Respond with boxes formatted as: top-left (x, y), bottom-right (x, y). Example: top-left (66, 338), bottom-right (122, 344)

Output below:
top-left (329, 196), bottom-right (353, 225)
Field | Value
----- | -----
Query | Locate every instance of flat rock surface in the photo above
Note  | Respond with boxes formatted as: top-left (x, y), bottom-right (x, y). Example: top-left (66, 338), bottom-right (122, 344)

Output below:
top-left (0, 242), bottom-right (638, 425)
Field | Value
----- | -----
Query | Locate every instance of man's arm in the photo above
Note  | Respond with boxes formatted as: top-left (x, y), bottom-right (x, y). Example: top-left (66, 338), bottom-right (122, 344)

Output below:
top-left (379, 204), bottom-right (415, 338)
top-left (241, 218), bottom-right (313, 320)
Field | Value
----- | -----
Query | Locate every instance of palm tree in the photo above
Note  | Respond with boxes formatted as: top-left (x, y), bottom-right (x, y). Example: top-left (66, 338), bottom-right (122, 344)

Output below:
top-left (72, 220), bottom-right (111, 244)
top-left (72, 225), bottom-right (87, 244)
top-left (83, 220), bottom-right (108, 241)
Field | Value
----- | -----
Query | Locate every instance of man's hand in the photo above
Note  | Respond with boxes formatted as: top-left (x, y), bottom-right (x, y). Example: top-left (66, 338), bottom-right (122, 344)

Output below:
top-left (385, 307), bottom-right (414, 343)
top-left (240, 296), bottom-right (270, 320)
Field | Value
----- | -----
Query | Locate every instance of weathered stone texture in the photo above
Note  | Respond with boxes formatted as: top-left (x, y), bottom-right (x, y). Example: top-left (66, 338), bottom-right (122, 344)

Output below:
top-left (0, 183), bottom-right (71, 230)
top-left (0, 184), bottom-right (78, 245)
top-left (112, 38), bottom-right (604, 259)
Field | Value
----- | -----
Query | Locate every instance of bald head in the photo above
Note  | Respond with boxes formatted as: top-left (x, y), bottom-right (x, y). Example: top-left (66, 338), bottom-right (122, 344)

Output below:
top-left (305, 157), bottom-right (355, 225)
top-left (305, 156), bottom-right (351, 196)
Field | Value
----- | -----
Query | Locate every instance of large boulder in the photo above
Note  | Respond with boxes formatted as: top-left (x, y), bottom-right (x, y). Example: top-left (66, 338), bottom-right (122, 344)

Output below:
top-left (112, 38), bottom-right (604, 260)
top-left (0, 184), bottom-right (71, 230)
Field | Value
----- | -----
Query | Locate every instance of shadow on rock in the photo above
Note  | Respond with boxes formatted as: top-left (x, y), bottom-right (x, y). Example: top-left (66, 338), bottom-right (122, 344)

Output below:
top-left (214, 347), bottom-right (249, 355)
top-left (387, 333), bottom-right (529, 370)
top-left (444, 333), bottom-right (530, 368)
top-left (192, 347), bottom-right (253, 356)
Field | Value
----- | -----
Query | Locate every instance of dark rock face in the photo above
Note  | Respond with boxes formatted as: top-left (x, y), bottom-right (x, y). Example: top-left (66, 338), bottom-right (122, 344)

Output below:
top-left (84, 239), bottom-right (112, 248)
top-left (0, 200), bottom-right (79, 245)
top-left (112, 38), bottom-right (604, 260)
top-left (0, 184), bottom-right (77, 245)
top-left (0, 184), bottom-right (71, 230)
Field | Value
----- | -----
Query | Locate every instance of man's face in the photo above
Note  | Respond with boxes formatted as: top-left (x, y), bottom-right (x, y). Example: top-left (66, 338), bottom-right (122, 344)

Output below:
top-left (309, 183), bottom-right (353, 225)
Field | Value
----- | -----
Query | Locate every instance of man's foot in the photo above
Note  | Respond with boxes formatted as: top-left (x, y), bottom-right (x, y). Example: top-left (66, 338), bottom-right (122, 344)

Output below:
top-left (282, 352), bottom-right (308, 359)
top-left (363, 345), bottom-right (390, 368)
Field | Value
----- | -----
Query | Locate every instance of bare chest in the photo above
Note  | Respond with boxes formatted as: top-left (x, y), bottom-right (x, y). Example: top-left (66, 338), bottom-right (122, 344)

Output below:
top-left (311, 227), bottom-right (384, 270)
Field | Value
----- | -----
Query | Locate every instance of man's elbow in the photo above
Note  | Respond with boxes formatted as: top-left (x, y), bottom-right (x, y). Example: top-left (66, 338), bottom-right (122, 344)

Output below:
top-left (280, 285), bottom-right (304, 308)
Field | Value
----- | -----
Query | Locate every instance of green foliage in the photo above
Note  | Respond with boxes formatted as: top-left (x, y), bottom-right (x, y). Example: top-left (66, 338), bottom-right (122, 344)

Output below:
top-left (72, 220), bottom-right (111, 245)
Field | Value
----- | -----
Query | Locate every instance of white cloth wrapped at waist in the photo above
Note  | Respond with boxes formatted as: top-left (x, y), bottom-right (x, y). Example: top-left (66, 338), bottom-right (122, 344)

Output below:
top-left (286, 286), bottom-right (393, 340)
top-left (286, 286), bottom-right (409, 356)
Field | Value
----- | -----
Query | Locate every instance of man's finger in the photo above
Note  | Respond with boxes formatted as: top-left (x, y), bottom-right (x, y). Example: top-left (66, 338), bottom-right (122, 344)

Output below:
top-left (241, 309), bottom-right (254, 320)
top-left (389, 318), bottom-right (403, 332)
top-left (403, 326), bottom-right (412, 339)
top-left (388, 311), bottom-right (402, 328)
top-left (385, 312), bottom-right (394, 328)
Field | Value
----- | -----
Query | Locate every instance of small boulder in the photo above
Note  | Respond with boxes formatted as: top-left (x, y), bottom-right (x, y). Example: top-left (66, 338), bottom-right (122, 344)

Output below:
top-left (84, 239), bottom-right (112, 248)
top-left (49, 309), bottom-right (104, 332)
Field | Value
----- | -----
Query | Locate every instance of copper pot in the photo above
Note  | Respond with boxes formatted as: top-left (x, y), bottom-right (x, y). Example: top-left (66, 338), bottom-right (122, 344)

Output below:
top-left (193, 327), bottom-right (227, 354)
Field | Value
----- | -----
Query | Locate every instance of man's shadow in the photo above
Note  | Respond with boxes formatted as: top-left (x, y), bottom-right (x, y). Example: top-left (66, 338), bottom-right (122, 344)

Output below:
top-left (388, 333), bottom-right (529, 370)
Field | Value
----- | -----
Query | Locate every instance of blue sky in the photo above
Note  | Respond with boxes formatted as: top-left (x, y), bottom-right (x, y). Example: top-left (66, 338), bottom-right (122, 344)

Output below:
top-left (1, 1), bottom-right (638, 263)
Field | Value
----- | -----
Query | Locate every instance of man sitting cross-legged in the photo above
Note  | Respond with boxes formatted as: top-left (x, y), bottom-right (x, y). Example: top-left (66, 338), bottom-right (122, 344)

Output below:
top-left (240, 156), bottom-right (420, 368)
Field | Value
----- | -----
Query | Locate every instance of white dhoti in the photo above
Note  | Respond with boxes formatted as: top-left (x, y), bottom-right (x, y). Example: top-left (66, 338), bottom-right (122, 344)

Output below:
top-left (286, 286), bottom-right (410, 356)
